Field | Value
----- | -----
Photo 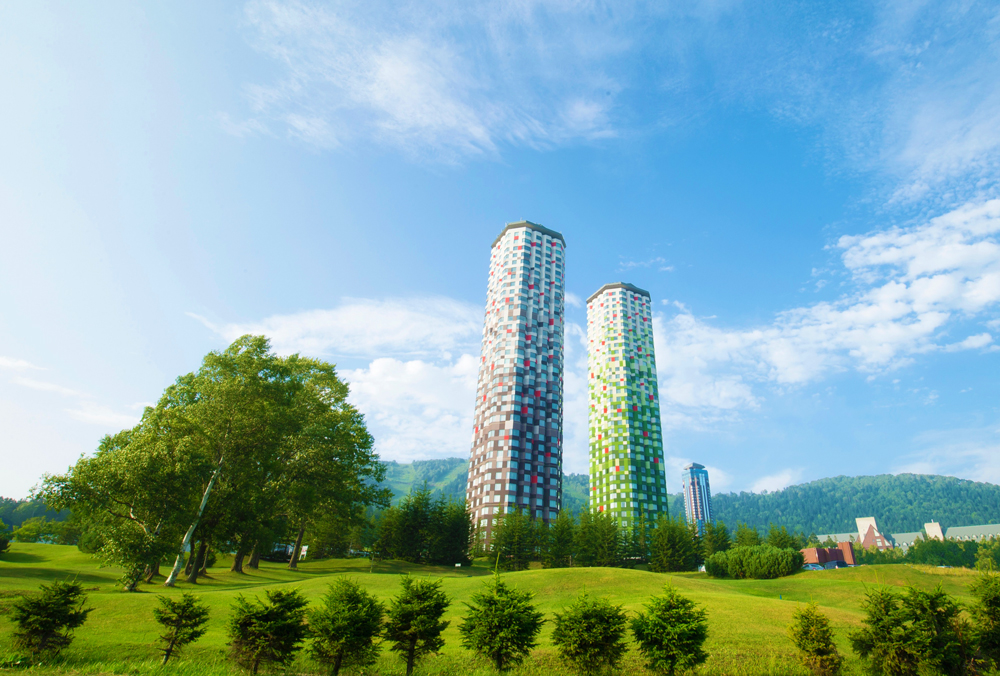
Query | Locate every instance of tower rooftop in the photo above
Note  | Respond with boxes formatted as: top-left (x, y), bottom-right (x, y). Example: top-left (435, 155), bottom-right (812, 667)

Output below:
top-left (587, 282), bottom-right (651, 303)
top-left (492, 220), bottom-right (566, 248)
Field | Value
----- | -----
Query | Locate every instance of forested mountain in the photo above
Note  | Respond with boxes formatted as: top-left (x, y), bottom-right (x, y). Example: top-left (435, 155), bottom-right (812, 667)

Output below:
top-left (381, 462), bottom-right (1000, 535)
top-left (712, 474), bottom-right (1000, 535)
top-left (0, 497), bottom-right (67, 529)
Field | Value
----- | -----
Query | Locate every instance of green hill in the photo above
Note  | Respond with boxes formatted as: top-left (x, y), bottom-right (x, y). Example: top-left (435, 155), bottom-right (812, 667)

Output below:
top-left (0, 542), bottom-right (982, 675)
top-left (711, 474), bottom-right (1000, 535)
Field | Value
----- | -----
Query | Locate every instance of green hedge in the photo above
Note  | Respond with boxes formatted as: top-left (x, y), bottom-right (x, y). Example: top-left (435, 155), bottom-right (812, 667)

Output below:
top-left (704, 545), bottom-right (803, 579)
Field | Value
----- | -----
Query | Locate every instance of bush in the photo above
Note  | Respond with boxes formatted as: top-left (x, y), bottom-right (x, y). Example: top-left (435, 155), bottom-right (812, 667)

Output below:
top-left (849, 585), bottom-right (970, 676)
top-left (551, 591), bottom-right (628, 675)
top-left (308, 579), bottom-right (384, 676)
top-left (153, 593), bottom-right (210, 664)
top-left (385, 575), bottom-right (450, 676)
top-left (705, 544), bottom-right (803, 579)
top-left (0, 520), bottom-right (9, 556)
top-left (459, 574), bottom-right (545, 672)
top-left (10, 581), bottom-right (93, 658)
top-left (970, 573), bottom-right (1000, 669)
top-left (788, 602), bottom-right (842, 676)
top-left (631, 584), bottom-right (709, 675)
top-left (227, 588), bottom-right (308, 675)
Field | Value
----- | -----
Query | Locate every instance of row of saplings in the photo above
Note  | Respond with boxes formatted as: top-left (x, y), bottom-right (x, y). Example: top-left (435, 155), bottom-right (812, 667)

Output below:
top-left (8, 576), bottom-right (710, 676)
top-left (9, 573), bottom-right (1000, 675)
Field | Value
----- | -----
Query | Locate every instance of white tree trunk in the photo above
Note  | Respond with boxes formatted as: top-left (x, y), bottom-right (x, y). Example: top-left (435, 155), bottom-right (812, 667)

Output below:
top-left (164, 459), bottom-right (223, 587)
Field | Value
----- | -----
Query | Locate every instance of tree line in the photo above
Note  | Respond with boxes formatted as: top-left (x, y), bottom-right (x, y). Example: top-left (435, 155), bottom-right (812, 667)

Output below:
top-left (32, 336), bottom-right (389, 591)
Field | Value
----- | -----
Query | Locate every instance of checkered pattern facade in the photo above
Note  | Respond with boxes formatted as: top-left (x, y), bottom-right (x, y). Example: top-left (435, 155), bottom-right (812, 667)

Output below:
top-left (586, 282), bottom-right (667, 527)
top-left (466, 221), bottom-right (566, 538)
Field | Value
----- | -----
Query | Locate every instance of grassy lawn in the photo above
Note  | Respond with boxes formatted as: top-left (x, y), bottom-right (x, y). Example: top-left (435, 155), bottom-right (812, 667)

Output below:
top-left (0, 543), bottom-right (982, 675)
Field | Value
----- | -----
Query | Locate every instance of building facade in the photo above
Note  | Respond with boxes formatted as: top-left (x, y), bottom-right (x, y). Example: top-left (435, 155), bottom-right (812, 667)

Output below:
top-left (586, 282), bottom-right (667, 528)
top-left (465, 221), bottom-right (566, 538)
top-left (681, 463), bottom-right (713, 533)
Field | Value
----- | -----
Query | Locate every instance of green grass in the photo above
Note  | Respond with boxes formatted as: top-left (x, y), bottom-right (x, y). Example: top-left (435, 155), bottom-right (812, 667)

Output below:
top-left (0, 543), bottom-right (983, 675)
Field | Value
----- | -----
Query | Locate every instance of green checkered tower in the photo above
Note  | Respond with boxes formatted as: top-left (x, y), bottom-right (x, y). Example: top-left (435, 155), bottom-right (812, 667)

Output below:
top-left (586, 282), bottom-right (667, 527)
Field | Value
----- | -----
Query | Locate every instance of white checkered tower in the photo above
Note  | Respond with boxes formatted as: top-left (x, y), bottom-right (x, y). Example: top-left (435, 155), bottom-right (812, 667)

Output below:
top-left (466, 221), bottom-right (566, 541)
top-left (587, 282), bottom-right (667, 527)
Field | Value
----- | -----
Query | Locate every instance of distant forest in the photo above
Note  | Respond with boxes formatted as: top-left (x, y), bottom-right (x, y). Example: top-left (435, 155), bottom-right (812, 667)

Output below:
top-left (6, 460), bottom-right (998, 537)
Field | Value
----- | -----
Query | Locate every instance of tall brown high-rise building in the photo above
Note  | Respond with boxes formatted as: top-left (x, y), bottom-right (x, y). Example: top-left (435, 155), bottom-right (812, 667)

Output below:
top-left (465, 221), bottom-right (566, 541)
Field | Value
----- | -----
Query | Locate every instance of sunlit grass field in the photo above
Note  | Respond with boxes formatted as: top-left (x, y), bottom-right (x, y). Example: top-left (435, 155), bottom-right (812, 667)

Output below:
top-left (0, 543), bottom-right (982, 675)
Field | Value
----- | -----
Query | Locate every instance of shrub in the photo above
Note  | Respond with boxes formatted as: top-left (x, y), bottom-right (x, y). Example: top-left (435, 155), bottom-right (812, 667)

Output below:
top-left (227, 588), bottom-right (308, 675)
top-left (631, 584), bottom-right (709, 675)
top-left (0, 522), bottom-right (9, 556)
top-left (551, 591), bottom-right (628, 675)
top-left (459, 574), bottom-right (545, 672)
top-left (849, 584), bottom-right (970, 676)
top-left (385, 575), bottom-right (450, 676)
top-left (970, 573), bottom-right (1000, 669)
top-left (308, 579), bottom-right (385, 676)
top-left (704, 544), bottom-right (804, 579)
top-left (153, 593), bottom-right (210, 664)
top-left (788, 602), bottom-right (842, 676)
top-left (10, 581), bottom-right (93, 658)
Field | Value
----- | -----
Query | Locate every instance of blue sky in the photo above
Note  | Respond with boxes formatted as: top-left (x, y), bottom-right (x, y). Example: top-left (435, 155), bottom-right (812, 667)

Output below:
top-left (2, 0), bottom-right (1000, 499)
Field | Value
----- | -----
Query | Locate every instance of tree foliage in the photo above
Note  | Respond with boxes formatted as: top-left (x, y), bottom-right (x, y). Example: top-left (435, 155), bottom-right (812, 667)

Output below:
top-left (849, 585), bottom-right (970, 676)
top-left (10, 581), bottom-right (93, 659)
top-left (969, 573), bottom-right (1000, 669)
top-left (631, 584), bottom-right (709, 675)
top-left (384, 575), bottom-right (450, 676)
top-left (489, 509), bottom-right (538, 571)
top-left (374, 488), bottom-right (473, 566)
top-left (153, 593), bottom-right (210, 664)
top-left (308, 579), bottom-right (385, 676)
top-left (788, 602), bottom-right (842, 676)
top-left (702, 521), bottom-right (731, 559)
top-left (459, 574), bottom-right (544, 672)
top-left (649, 515), bottom-right (699, 573)
top-left (551, 592), bottom-right (628, 675)
top-left (542, 509), bottom-right (575, 568)
top-left (227, 588), bottom-right (308, 675)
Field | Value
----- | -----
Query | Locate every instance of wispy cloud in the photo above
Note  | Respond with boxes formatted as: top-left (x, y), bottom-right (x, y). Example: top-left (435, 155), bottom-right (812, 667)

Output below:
top-left (617, 256), bottom-right (672, 272)
top-left (655, 199), bottom-right (1000, 425)
top-left (190, 296), bottom-right (482, 359)
top-left (751, 468), bottom-right (804, 494)
top-left (0, 356), bottom-right (42, 371)
top-left (894, 423), bottom-right (1000, 484)
top-left (66, 402), bottom-right (141, 429)
top-left (11, 377), bottom-right (85, 398)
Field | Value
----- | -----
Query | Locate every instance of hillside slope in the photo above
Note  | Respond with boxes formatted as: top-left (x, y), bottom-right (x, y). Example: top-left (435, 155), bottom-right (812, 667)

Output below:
top-left (712, 473), bottom-right (1000, 535)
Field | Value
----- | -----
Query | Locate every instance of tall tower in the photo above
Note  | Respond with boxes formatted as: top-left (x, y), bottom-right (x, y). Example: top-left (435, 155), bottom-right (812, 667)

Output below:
top-left (466, 221), bottom-right (566, 539)
top-left (587, 283), bottom-right (666, 527)
top-left (682, 463), bottom-right (712, 533)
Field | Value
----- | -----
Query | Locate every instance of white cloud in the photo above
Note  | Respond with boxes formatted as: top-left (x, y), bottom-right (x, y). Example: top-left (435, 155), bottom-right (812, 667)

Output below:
top-left (66, 402), bottom-right (141, 429)
top-left (750, 468), bottom-right (803, 494)
top-left (343, 355), bottom-right (478, 462)
top-left (0, 356), bottom-right (42, 371)
top-left (664, 455), bottom-right (733, 493)
top-left (654, 199), bottom-right (1000, 424)
top-left (895, 425), bottom-right (1000, 484)
top-left (565, 292), bottom-right (583, 308)
top-left (617, 256), bottom-right (668, 271)
top-left (11, 377), bottom-right (85, 398)
top-left (190, 296), bottom-right (482, 359)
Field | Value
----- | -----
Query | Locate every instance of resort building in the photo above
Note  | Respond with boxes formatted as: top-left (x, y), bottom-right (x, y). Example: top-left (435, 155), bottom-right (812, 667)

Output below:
top-left (682, 462), bottom-right (713, 533)
top-left (465, 221), bottom-right (566, 539)
top-left (586, 282), bottom-right (667, 528)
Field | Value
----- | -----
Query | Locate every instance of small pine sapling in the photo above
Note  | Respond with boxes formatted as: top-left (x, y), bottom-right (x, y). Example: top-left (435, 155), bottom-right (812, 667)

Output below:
top-left (970, 573), bottom-right (1000, 670)
top-left (459, 574), bottom-right (545, 672)
top-left (384, 575), bottom-right (450, 676)
top-left (551, 591), bottom-right (628, 675)
top-left (227, 588), bottom-right (308, 675)
top-left (308, 579), bottom-right (385, 676)
top-left (787, 602), bottom-right (842, 676)
top-left (153, 593), bottom-right (210, 664)
top-left (631, 584), bottom-right (709, 675)
top-left (10, 580), bottom-right (93, 659)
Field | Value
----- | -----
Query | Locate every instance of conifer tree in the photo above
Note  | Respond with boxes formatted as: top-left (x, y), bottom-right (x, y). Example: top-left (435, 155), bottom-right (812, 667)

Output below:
top-left (308, 579), bottom-right (384, 676)
top-left (702, 521), bottom-right (731, 559)
top-left (631, 584), bottom-right (709, 675)
top-left (767, 523), bottom-right (801, 550)
top-left (970, 573), bottom-right (1000, 669)
top-left (153, 593), bottom-right (210, 664)
top-left (650, 516), bottom-right (698, 572)
top-left (735, 522), bottom-right (761, 547)
top-left (459, 574), bottom-right (544, 672)
top-left (552, 591), bottom-right (628, 675)
top-left (542, 510), bottom-right (575, 568)
top-left (385, 575), bottom-right (450, 676)
top-left (574, 510), bottom-right (599, 567)
top-left (788, 602), bottom-right (842, 676)
top-left (227, 589), bottom-right (308, 675)
top-left (490, 509), bottom-right (534, 571)
top-left (10, 581), bottom-right (93, 659)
